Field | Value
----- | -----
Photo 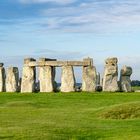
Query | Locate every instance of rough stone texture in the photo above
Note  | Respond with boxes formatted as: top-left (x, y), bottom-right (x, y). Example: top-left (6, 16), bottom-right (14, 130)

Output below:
top-left (39, 66), bottom-right (55, 92)
top-left (61, 66), bottom-right (76, 92)
top-left (82, 66), bottom-right (97, 92)
top-left (120, 66), bottom-right (132, 92)
top-left (21, 58), bottom-right (36, 93)
top-left (37, 61), bottom-right (90, 67)
top-left (38, 58), bottom-right (56, 92)
top-left (6, 67), bottom-right (19, 92)
top-left (96, 72), bottom-right (100, 85)
top-left (103, 57), bottom-right (119, 92)
top-left (83, 57), bottom-right (93, 66)
top-left (0, 65), bottom-right (6, 92)
top-left (18, 78), bottom-right (22, 92)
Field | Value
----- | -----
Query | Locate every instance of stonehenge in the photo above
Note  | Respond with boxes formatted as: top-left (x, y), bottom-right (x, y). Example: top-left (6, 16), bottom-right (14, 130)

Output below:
top-left (38, 58), bottom-right (56, 92)
top-left (120, 66), bottom-right (132, 92)
top-left (21, 58), bottom-right (36, 93)
top-left (103, 57), bottom-right (119, 92)
top-left (82, 66), bottom-right (96, 92)
top-left (6, 67), bottom-right (19, 92)
top-left (61, 66), bottom-right (76, 92)
top-left (82, 58), bottom-right (97, 92)
top-left (0, 57), bottom-right (133, 93)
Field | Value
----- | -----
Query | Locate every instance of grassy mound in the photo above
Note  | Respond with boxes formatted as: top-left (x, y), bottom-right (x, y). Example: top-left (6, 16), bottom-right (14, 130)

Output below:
top-left (99, 102), bottom-right (140, 119)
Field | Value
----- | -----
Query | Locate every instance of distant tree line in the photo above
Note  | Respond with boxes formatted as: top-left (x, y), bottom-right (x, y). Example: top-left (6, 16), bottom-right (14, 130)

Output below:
top-left (131, 80), bottom-right (140, 86)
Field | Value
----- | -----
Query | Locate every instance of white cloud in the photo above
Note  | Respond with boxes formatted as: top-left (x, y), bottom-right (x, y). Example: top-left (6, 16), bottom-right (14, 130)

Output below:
top-left (8, 0), bottom-right (140, 34)
top-left (39, 0), bottom-right (140, 33)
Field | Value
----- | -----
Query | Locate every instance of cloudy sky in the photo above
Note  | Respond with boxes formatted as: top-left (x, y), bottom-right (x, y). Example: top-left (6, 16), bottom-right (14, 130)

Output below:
top-left (0, 0), bottom-right (140, 81)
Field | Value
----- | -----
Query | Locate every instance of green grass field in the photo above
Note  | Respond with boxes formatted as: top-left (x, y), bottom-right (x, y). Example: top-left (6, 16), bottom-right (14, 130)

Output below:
top-left (0, 92), bottom-right (140, 140)
top-left (132, 86), bottom-right (140, 91)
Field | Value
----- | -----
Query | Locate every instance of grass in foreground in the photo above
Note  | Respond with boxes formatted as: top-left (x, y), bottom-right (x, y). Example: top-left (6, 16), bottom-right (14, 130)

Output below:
top-left (0, 92), bottom-right (140, 140)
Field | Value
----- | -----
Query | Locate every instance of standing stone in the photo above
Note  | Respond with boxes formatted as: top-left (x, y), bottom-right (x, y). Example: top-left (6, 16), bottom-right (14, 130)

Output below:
top-left (0, 63), bottom-right (6, 92)
top-left (82, 66), bottom-right (97, 92)
top-left (21, 58), bottom-right (36, 93)
top-left (6, 67), bottom-right (19, 92)
top-left (18, 78), bottom-right (22, 92)
top-left (120, 66), bottom-right (132, 92)
top-left (61, 66), bottom-right (76, 92)
top-left (82, 58), bottom-right (96, 92)
top-left (96, 72), bottom-right (100, 85)
top-left (38, 58), bottom-right (56, 92)
top-left (103, 57), bottom-right (119, 92)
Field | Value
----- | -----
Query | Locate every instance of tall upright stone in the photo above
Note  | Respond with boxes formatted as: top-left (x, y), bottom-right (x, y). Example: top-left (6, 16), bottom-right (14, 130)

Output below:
top-left (120, 66), bottom-right (132, 92)
top-left (61, 66), bottom-right (76, 92)
top-left (103, 57), bottom-right (119, 92)
top-left (0, 63), bottom-right (6, 92)
top-left (6, 67), bottom-right (19, 92)
top-left (96, 72), bottom-right (100, 85)
top-left (82, 58), bottom-right (97, 92)
top-left (21, 58), bottom-right (36, 93)
top-left (38, 58), bottom-right (56, 92)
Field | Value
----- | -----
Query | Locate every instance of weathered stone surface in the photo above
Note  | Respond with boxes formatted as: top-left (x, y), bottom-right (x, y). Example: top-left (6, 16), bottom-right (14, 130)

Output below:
top-left (38, 58), bottom-right (56, 92)
top-left (0, 65), bottom-right (5, 92)
top-left (6, 67), bottom-right (19, 92)
top-left (82, 66), bottom-right (97, 92)
top-left (24, 58), bottom-right (36, 64)
top-left (18, 78), bottom-right (22, 92)
top-left (83, 57), bottom-right (93, 66)
top-left (39, 66), bottom-right (55, 92)
top-left (21, 58), bottom-right (36, 93)
top-left (120, 66), bottom-right (132, 92)
top-left (103, 57), bottom-right (119, 92)
top-left (61, 66), bottom-right (76, 92)
top-left (37, 61), bottom-right (91, 67)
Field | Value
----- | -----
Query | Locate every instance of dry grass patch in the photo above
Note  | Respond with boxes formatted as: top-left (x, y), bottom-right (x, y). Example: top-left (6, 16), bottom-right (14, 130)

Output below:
top-left (99, 102), bottom-right (140, 119)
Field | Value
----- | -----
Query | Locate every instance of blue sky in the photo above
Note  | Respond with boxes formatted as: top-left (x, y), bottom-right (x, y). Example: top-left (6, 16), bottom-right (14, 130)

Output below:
top-left (0, 0), bottom-right (140, 81)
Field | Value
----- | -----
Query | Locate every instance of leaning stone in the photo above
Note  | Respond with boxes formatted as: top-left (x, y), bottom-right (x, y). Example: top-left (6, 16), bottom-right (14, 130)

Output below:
top-left (103, 57), bottom-right (119, 92)
top-left (6, 67), bottom-right (19, 92)
top-left (82, 66), bottom-right (97, 92)
top-left (0, 64), bottom-right (6, 92)
top-left (21, 58), bottom-right (36, 93)
top-left (120, 66), bottom-right (132, 92)
top-left (61, 66), bottom-right (76, 92)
